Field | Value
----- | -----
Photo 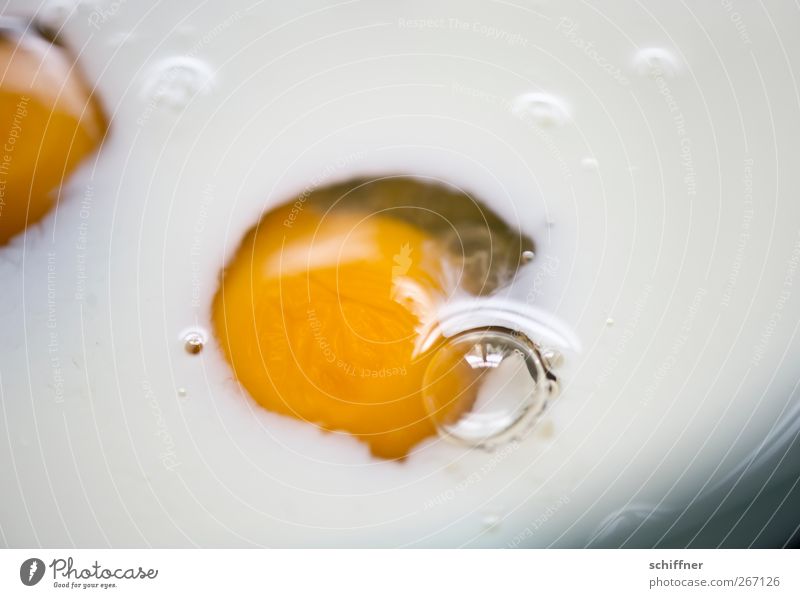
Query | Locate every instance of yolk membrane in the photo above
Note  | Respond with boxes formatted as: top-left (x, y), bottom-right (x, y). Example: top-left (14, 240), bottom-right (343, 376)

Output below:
top-left (212, 204), bottom-right (473, 459)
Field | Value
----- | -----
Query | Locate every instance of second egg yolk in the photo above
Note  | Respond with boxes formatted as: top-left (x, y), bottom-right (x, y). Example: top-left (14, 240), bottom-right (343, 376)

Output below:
top-left (212, 205), bottom-right (475, 459)
top-left (0, 32), bottom-right (105, 245)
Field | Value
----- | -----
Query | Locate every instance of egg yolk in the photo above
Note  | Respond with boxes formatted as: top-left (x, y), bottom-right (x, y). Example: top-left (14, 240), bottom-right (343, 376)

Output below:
top-left (212, 204), bottom-right (476, 459)
top-left (0, 32), bottom-right (105, 244)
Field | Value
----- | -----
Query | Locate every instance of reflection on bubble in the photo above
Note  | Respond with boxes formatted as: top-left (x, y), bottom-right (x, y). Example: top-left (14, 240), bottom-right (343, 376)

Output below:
top-left (423, 329), bottom-right (553, 448)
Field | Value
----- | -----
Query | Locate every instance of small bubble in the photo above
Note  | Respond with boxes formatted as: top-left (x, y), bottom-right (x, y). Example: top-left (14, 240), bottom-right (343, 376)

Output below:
top-left (36, 0), bottom-right (75, 34)
top-left (605, 318), bottom-right (615, 326)
top-left (183, 330), bottom-right (205, 354)
top-left (581, 157), bottom-right (599, 171)
top-left (107, 31), bottom-right (136, 48)
top-left (521, 250), bottom-right (535, 264)
top-left (175, 24), bottom-right (196, 37)
top-left (588, 504), bottom-right (667, 547)
top-left (141, 56), bottom-right (215, 110)
top-left (536, 419), bottom-right (555, 439)
top-left (177, 387), bottom-right (188, 397)
top-left (541, 348), bottom-right (563, 368)
top-left (512, 92), bottom-right (570, 127)
top-left (633, 47), bottom-right (681, 78)
top-left (482, 512), bottom-right (502, 530)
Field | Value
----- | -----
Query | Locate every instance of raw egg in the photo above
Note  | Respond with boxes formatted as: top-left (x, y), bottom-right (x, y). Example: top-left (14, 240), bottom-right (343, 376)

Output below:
top-left (212, 178), bottom-right (533, 458)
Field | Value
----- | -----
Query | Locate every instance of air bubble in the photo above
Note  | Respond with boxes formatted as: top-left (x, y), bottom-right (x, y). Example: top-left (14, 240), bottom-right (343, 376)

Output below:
top-left (581, 157), bottom-right (599, 171)
top-left (175, 24), bottom-right (196, 38)
top-left (177, 387), bottom-right (188, 397)
top-left (541, 348), bottom-right (563, 369)
top-left (605, 318), bottom-right (615, 327)
top-left (182, 329), bottom-right (206, 354)
top-left (141, 56), bottom-right (215, 110)
top-left (36, 0), bottom-right (75, 35)
top-left (521, 250), bottom-right (535, 264)
top-left (633, 47), bottom-right (681, 78)
top-left (512, 92), bottom-right (570, 127)
top-left (482, 512), bottom-right (502, 530)
top-left (588, 504), bottom-right (667, 547)
top-left (423, 329), bottom-right (553, 448)
top-left (107, 31), bottom-right (136, 48)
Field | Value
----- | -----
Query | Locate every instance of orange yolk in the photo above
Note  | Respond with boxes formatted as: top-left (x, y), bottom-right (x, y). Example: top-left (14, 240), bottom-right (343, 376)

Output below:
top-left (0, 32), bottom-right (105, 244)
top-left (212, 204), bottom-right (475, 459)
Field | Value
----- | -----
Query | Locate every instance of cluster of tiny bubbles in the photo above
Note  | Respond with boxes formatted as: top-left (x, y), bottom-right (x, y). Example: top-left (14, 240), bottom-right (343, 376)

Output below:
top-left (140, 56), bottom-right (216, 110)
top-left (182, 329), bottom-right (206, 354)
top-left (632, 47), bottom-right (681, 78)
top-left (511, 92), bottom-right (571, 127)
